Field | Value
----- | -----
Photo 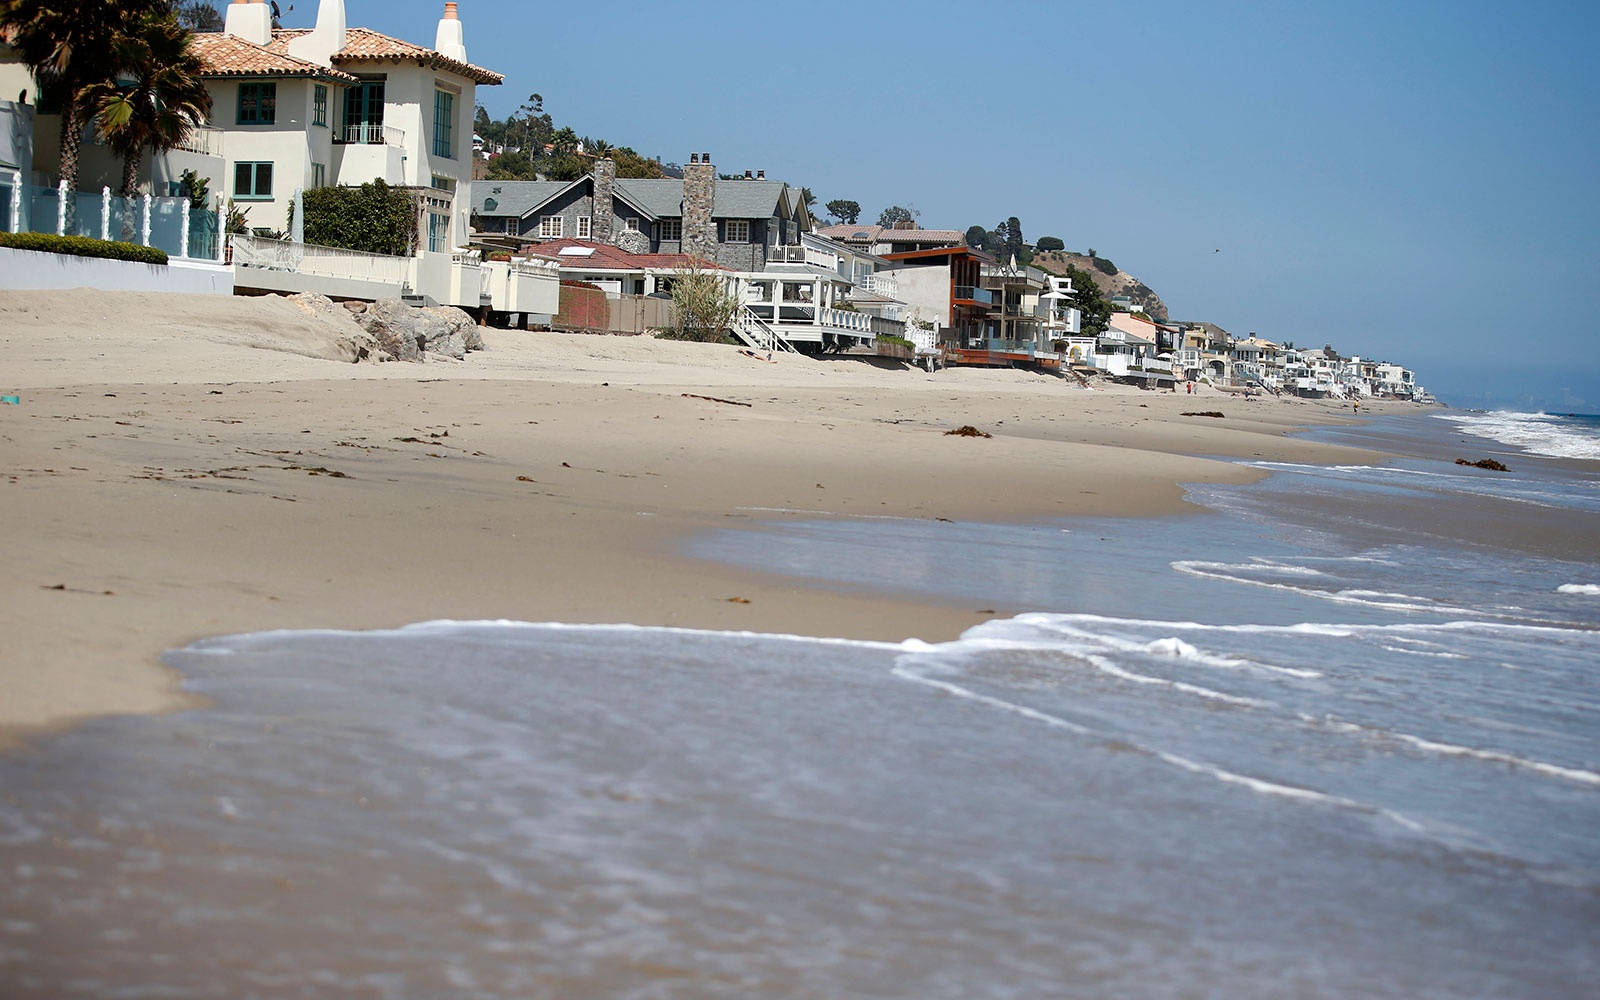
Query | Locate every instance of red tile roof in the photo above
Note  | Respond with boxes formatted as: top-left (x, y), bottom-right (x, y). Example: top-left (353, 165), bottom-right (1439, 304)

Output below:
top-left (191, 33), bottom-right (359, 82)
top-left (521, 239), bottom-right (729, 272)
top-left (270, 27), bottom-right (503, 85)
top-left (192, 26), bottom-right (503, 86)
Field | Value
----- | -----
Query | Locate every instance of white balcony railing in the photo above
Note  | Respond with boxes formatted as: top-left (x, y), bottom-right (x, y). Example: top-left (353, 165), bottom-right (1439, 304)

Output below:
top-left (174, 125), bottom-right (224, 158)
top-left (338, 123), bottom-right (406, 146)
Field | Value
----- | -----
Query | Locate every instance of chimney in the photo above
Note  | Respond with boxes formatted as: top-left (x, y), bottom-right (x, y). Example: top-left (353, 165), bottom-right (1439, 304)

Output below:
top-left (286, 0), bottom-right (347, 67)
top-left (592, 157), bottom-right (616, 245)
top-left (224, 0), bottom-right (273, 47)
top-left (434, 1), bottom-right (468, 64)
top-left (756, 169), bottom-right (765, 180)
top-left (743, 170), bottom-right (752, 180)
top-left (682, 151), bottom-right (716, 261)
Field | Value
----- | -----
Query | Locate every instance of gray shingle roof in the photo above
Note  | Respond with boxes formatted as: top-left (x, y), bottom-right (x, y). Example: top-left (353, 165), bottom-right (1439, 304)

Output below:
top-left (474, 176), bottom-right (795, 223)
top-left (472, 181), bottom-right (566, 220)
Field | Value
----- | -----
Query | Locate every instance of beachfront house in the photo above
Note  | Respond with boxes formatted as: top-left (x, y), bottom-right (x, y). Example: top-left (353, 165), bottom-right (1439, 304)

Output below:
top-left (0, 30), bottom-right (32, 227)
top-left (474, 154), bottom-right (811, 273)
top-left (815, 222), bottom-right (969, 257)
top-left (188, 1), bottom-right (554, 316)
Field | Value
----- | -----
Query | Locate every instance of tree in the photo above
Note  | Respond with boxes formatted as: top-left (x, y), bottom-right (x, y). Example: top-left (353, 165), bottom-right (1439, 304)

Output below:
top-left (1063, 264), bottom-right (1111, 338)
top-left (612, 146), bottom-right (663, 179)
top-left (171, 0), bottom-right (222, 31)
top-left (825, 199), bottom-right (860, 224)
top-left (1037, 236), bottom-right (1064, 252)
top-left (89, 7), bottom-right (212, 198)
top-left (0, 0), bottom-right (139, 200)
top-left (1005, 216), bottom-right (1024, 263)
top-left (965, 224), bottom-right (987, 249)
top-left (877, 205), bottom-right (915, 227)
top-left (665, 256), bottom-right (741, 342)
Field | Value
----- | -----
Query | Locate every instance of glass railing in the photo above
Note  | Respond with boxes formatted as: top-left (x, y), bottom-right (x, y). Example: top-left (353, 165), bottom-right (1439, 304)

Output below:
top-left (953, 285), bottom-right (994, 305)
top-left (12, 180), bottom-right (219, 259)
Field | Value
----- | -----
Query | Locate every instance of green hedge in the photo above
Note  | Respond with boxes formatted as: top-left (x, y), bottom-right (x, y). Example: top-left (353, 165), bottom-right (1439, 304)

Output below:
top-left (301, 180), bottom-right (417, 256)
top-left (874, 334), bottom-right (915, 349)
top-left (0, 231), bottom-right (168, 265)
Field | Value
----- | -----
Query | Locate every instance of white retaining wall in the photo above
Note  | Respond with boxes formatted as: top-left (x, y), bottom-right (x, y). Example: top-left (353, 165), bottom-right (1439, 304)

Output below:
top-left (0, 247), bottom-right (234, 295)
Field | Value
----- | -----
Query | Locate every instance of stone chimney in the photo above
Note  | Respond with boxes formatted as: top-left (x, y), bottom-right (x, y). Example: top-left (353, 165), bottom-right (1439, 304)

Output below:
top-left (224, 0), bottom-right (273, 47)
top-left (682, 151), bottom-right (716, 261)
top-left (287, 0), bottom-right (347, 68)
top-left (592, 157), bottom-right (616, 244)
top-left (434, 1), bottom-right (468, 64)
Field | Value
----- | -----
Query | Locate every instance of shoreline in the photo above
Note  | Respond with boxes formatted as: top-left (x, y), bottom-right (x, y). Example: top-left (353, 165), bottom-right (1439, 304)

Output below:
top-left (0, 290), bottom-right (1412, 749)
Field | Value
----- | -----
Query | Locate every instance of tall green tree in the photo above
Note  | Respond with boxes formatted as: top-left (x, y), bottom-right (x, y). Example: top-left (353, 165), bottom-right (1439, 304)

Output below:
top-left (171, 0), bottom-right (222, 31)
top-left (965, 224), bottom-right (987, 248)
top-left (1063, 263), bottom-right (1111, 338)
top-left (825, 199), bottom-right (860, 224)
top-left (1004, 215), bottom-right (1024, 263)
top-left (877, 204), bottom-right (915, 227)
top-left (89, 7), bottom-right (212, 197)
top-left (0, 0), bottom-right (139, 198)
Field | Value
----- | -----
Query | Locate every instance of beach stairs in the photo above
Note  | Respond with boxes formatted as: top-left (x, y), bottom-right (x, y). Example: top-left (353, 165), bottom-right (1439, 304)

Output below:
top-left (732, 307), bottom-right (798, 355)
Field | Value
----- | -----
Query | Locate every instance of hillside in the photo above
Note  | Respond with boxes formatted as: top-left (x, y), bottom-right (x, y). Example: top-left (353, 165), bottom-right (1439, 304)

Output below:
top-left (1031, 251), bottom-right (1169, 323)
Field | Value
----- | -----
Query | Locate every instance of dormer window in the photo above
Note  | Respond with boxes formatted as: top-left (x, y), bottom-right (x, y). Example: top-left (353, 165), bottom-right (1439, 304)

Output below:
top-left (725, 220), bottom-right (749, 243)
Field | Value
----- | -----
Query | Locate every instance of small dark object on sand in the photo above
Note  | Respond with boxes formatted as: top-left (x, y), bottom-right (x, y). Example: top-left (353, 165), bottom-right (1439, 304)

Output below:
top-left (1456, 457), bottom-right (1509, 471)
top-left (946, 425), bottom-right (991, 438)
top-left (1181, 411), bottom-right (1226, 418)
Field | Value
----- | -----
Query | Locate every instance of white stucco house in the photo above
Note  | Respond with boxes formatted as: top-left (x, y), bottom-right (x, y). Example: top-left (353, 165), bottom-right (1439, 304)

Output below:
top-left (192, 0), bottom-right (499, 251)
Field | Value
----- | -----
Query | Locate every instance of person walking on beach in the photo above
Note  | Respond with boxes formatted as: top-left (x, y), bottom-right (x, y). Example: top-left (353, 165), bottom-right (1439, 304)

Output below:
top-left (1352, 398), bottom-right (1360, 414)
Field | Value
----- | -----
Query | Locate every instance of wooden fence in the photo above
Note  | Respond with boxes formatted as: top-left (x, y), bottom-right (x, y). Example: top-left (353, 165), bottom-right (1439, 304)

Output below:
top-left (553, 287), bottom-right (676, 335)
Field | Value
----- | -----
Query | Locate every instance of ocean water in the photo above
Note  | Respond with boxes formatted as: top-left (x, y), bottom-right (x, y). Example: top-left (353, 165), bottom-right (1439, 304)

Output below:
top-left (2, 410), bottom-right (1597, 998)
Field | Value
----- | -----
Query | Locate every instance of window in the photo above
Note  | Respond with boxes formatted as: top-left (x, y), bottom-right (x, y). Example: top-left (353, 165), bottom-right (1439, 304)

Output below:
top-left (342, 81), bottom-right (384, 143)
top-left (660, 218), bottom-right (682, 242)
top-left (576, 216), bottom-right (591, 239)
top-left (234, 161), bottom-right (273, 199)
top-left (725, 219), bottom-right (749, 243)
top-left (431, 175), bottom-right (455, 192)
top-left (311, 162), bottom-right (326, 188)
top-left (312, 85), bottom-right (327, 127)
top-left (624, 217), bottom-right (639, 232)
top-left (433, 89), bottom-right (455, 159)
top-left (538, 215), bottom-right (563, 239)
top-left (237, 82), bottom-right (276, 124)
top-left (428, 212), bottom-right (448, 253)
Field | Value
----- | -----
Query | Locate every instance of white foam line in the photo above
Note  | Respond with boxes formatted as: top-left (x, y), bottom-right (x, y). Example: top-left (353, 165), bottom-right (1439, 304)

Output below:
top-left (894, 660), bottom-right (1426, 831)
top-left (890, 663), bottom-right (1093, 735)
top-left (1079, 654), bottom-right (1264, 707)
top-left (1387, 732), bottom-right (1600, 786)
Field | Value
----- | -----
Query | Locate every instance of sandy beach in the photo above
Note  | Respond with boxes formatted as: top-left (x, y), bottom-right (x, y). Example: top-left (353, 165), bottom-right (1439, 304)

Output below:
top-left (0, 289), bottom-right (1400, 748)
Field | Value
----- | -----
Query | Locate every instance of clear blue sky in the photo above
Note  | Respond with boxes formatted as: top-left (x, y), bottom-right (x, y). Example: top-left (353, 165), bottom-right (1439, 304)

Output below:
top-left (301, 0), bottom-right (1599, 411)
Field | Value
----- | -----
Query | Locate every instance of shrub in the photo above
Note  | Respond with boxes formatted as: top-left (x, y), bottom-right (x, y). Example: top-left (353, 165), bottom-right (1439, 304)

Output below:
top-left (1036, 236), bottom-right (1065, 252)
top-left (301, 179), bottom-right (418, 256)
top-left (875, 334), bottom-right (914, 350)
top-left (0, 231), bottom-right (168, 265)
top-left (1093, 256), bottom-right (1118, 276)
top-left (486, 251), bottom-right (512, 262)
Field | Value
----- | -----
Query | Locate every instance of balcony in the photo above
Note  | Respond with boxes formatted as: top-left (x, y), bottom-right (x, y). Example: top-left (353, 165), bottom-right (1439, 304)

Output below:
top-left (174, 125), bottom-right (224, 158)
top-left (953, 285), bottom-right (994, 305)
top-left (336, 123), bottom-right (405, 146)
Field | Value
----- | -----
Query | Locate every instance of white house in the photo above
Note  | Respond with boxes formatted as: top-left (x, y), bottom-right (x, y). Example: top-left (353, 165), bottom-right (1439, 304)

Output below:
top-left (192, 0), bottom-right (500, 251)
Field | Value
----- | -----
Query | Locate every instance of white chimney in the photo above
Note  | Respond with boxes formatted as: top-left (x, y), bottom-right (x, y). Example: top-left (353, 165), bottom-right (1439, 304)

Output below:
top-left (287, 0), bottom-right (347, 68)
top-left (224, 0), bottom-right (273, 47)
top-left (435, 2), bottom-right (467, 63)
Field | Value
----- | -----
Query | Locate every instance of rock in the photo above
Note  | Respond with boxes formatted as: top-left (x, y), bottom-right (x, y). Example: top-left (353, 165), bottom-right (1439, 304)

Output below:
top-left (348, 299), bottom-right (484, 361)
top-left (614, 229), bottom-right (650, 254)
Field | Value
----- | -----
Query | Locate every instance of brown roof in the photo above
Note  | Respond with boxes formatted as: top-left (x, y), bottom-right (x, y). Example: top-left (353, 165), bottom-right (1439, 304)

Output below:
top-left (817, 223), bottom-right (967, 246)
top-left (270, 27), bottom-right (503, 85)
top-left (192, 33), bottom-right (360, 83)
top-left (521, 239), bottom-right (729, 272)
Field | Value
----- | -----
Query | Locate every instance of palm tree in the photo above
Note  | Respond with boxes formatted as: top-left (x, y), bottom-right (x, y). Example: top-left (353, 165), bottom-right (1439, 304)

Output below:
top-left (0, 0), bottom-right (139, 199)
top-left (89, 8), bottom-right (212, 198)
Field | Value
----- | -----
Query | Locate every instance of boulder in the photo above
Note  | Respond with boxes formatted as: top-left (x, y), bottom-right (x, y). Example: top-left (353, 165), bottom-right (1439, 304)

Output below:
top-left (349, 299), bottom-right (484, 361)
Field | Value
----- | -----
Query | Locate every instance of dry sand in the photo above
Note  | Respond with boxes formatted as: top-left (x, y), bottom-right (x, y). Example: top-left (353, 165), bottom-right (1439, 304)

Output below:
top-left (0, 289), bottom-right (1402, 748)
